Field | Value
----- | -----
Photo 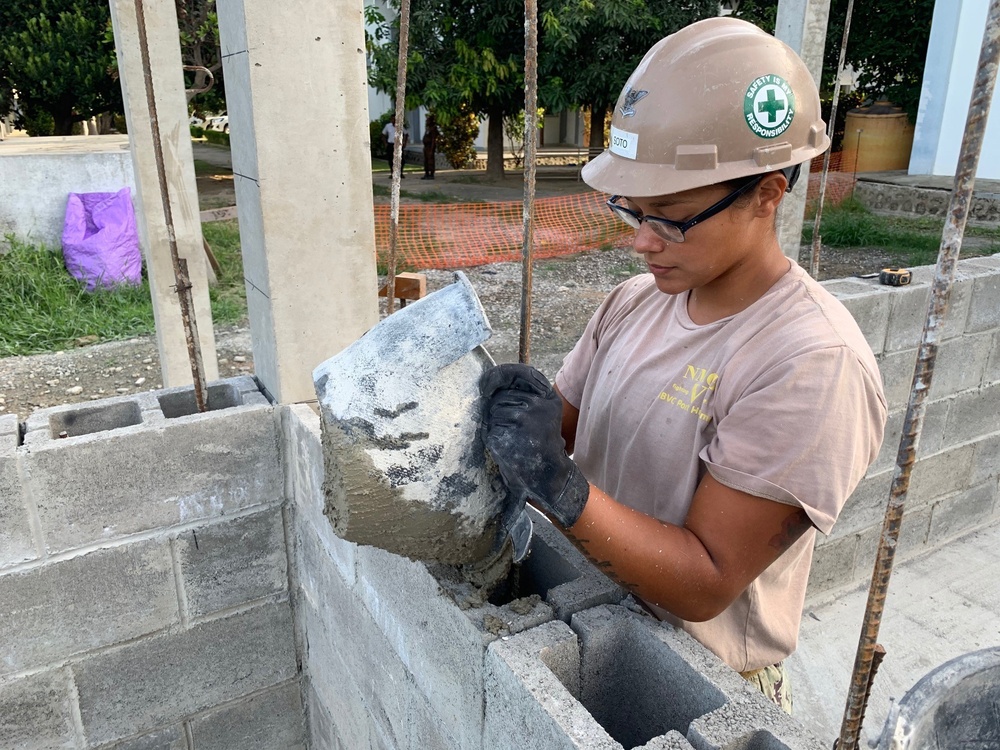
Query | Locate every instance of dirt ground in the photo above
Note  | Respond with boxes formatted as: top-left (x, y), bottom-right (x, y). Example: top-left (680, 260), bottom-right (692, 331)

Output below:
top-left (0, 144), bottom-right (917, 420)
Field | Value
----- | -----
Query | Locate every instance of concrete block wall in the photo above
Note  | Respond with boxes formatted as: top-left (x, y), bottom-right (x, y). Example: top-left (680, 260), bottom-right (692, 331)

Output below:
top-left (0, 376), bottom-right (305, 750)
top-left (811, 258), bottom-right (1000, 597)
top-left (283, 404), bottom-right (828, 749)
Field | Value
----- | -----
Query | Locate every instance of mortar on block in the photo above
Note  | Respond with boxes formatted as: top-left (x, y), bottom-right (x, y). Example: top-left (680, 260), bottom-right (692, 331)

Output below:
top-left (313, 273), bottom-right (529, 591)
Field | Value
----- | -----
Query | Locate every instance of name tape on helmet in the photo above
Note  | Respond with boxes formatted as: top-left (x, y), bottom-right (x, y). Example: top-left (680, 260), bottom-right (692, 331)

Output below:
top-left (610, 126), bottom-right (638, 160)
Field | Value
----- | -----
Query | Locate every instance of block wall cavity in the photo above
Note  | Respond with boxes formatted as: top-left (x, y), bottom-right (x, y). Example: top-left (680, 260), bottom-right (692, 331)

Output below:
top-left (811, 258), bottom-right (1000, 598)
top-left (282, 405), bottom-right (826, 750)
top-left (0, 377), bottom-right (305, 750)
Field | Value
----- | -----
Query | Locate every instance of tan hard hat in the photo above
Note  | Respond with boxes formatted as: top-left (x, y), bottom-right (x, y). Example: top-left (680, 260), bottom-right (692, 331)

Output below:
top-left (582, 17), bottom-right (831, 197)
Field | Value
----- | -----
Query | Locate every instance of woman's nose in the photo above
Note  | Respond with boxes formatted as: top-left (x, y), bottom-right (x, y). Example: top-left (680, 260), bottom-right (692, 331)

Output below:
top-left (632, 221), bottom-right (668, 256)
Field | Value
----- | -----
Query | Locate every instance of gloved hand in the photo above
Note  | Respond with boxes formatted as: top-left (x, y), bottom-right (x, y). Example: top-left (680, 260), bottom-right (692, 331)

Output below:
top-left (480, 364), bottom-right (590, 528)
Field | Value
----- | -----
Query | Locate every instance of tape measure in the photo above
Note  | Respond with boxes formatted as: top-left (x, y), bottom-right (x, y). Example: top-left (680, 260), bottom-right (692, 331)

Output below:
top-left (879, 268), bottom-right (912, 286)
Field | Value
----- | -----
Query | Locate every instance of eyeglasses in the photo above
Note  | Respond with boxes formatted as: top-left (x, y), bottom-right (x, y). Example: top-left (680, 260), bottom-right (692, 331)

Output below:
top-left (606, 175), bottom-right (765, 243)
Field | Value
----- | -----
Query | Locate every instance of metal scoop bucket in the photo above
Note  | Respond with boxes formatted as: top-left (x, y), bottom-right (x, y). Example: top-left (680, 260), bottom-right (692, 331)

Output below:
top-left (313, 273), bottom-right (530, 572)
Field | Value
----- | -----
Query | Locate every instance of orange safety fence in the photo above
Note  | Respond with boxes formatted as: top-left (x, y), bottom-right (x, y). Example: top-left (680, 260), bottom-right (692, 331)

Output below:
top-left (807, 151), bottom-right (857, 207)
top-left (373, 191), bottom-right (632, 270)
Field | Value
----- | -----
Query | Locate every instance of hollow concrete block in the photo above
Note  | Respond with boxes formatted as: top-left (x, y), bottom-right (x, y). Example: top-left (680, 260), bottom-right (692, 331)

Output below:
top-left (96, 724), bottom-right (188, 749)
top-left (356, 544), bottom-right (554, 749)
top-left (687, 703), bottom-right (827, 750)
top-left (22, 377), bottom-right (280, 553)
top-left (281, 403), bottom-right (356, 585)
top-left (0, 538), bottom-right (177, 677)
top-left (832, 469), bottom-right (894, 537)
top-left (484, 620), bottom-right (621, 750)
top-left (965, 267), bottom-right (1000, 334)
top-left (0, 669), bottom-right (77, 750)
top-left (0, 414), bottom-right (36, 569)
top-left (807, 532), bottom-right (860, 597)
top-left (876, 347), bottom-right (919, 410)
top-left (189, 681), bottom-right (306, 750)
top-left (928, 333), bottom-right (992, 400)
top-left (293, 517), bottom-right (417, 750)
top-left (946, 381), bottom-right (1000, 445)
top-left (908, 444), bottom-right (975, 507)
top-left (822, 280), bottom-right (892, 356)
top-left (175, 507), bottom-right (287, 617)
top-left (970, 433), bottom-right (1000, 486)
top-left (927, 481), bottom-right (997, 545)
top-left (74, 601), bottom-right (297, 745)
top-left (527, 508), bottom-right (627, 623)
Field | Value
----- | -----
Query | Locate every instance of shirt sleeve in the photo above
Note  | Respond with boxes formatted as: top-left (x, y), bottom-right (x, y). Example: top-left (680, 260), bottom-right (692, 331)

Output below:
top-left (700, 346), bottom-right (886, 534)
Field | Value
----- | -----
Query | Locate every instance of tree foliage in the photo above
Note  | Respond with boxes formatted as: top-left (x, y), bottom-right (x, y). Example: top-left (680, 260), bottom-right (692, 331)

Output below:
top-left (368, 0), bottom-right (527, 177)
top-left (732, 0), bottom-right (935, 122)
top-left (0, 0), bottom-right (123, 136)
top-left (540, 0), bottom-right (717, 150)
top-left (176, 0), bottom-right (226, 112)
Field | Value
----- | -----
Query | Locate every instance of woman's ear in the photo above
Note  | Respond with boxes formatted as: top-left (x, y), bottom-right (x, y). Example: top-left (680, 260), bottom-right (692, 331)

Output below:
top-left (755, 172), bottom-right (789, 218)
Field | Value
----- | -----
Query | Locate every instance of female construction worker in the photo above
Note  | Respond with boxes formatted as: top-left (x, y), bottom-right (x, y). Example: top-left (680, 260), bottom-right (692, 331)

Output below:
top-left (480, 17), bottom-right (887, 712)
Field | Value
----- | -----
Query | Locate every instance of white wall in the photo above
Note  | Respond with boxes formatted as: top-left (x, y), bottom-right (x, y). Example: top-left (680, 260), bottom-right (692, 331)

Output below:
top-left (0, 135), bottom-right (136, 249)
top-left (909, 0), bottom-right (1000, 179)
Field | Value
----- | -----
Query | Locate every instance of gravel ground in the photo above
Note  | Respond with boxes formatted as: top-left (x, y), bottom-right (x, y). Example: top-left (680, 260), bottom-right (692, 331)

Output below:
top-left (0, 242), bottom-right (906, 420)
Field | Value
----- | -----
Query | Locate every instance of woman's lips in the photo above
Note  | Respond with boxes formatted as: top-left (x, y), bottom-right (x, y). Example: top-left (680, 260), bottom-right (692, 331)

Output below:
top-left (647, 263), bottom-right (675, 277)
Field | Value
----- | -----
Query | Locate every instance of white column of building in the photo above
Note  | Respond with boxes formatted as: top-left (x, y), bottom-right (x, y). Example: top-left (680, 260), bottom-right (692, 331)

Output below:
top-left (109, 0), bottom-right (219, 386)
top-left (214, 0), bottom-right (380, 405)
top-left (775, 0), bottom-right (833, 260)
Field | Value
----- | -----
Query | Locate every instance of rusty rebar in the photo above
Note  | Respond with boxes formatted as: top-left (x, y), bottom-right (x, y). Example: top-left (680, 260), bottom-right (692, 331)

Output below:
top-left (386, 0), bottom-right (412, 317)
top-left (519, 0), bottom-right (538, 364)
top-left (836, 2), bottom-right (1000, 747)
top-left (134, 0), bottom-right (208, 412)
top-left (810, 0), bottom-right (855, 279)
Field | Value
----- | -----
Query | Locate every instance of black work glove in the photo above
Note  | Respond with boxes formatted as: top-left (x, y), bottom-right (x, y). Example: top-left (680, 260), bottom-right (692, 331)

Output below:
top-left (480, 363), bottom-right (590, 529)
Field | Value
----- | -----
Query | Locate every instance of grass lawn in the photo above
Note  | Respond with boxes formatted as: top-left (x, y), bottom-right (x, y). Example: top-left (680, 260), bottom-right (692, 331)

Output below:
top-left (0, 221), bottom-right (247, 357)
top-left (803, 197), bottom-right (1000, 266)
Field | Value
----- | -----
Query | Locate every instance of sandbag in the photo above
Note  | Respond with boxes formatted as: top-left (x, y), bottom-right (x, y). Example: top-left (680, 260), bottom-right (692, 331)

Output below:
top-left (61, 187), bottom-right (142, 291)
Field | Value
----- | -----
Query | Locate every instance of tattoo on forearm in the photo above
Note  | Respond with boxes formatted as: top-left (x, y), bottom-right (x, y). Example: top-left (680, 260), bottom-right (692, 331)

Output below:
top-left (768, 509), bottom-right (812, 552)
top-left (560, 527), bottom-right (636, 593)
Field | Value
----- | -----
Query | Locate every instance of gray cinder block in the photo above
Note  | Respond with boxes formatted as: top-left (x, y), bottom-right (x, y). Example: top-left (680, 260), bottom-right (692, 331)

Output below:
top-left (965, 268), bottom-right (1000, 334)
top-left (876, 347), bottom-right (919, 410)
top-left (484, 620), bottom-right (621, 750)
top-left (281, 404), bottom-right (356, 585)
top-left (946, 382), bottom-right (1000, 445)
top-left (638, 732), bottom-right (696, 749)
top-left (985, 330), bottom-right (1000, 386)
top-left (23, 384), bottom-right (280, 553)
top-left (927, 481), bottom-right (997, 544)
top-left (928, 333), bottom-right (992, 400)
top-left (0, 539), bottom-right (176, 676)
top-left (303, 679), bottom-right (346, 750)
top-left (355, 544), bottom-right (554, 749)
top-left (970, 433), bottom-right (1000, 487)
top-left (687, 702), bottom-right (827, 750)
top-left (0, 670), bottom-right (77, 750)
top-left (190, 681), bottom-right (306, 750)
top-left (833, 469), bottom-right (894, 537)
top-left (822, 280), bottom-right (892, 356)
top-left (808, 533), bottom-right (860, 597)
top-left (293, 512), bottom-right (417, 750)
top-left (0, 414), bottom-right (36, 568)
top-left (908, 444), bottom-right (975, 507)
top-left (526, 508), bottom-right (627, 622)
top-left (176, 508), bottom-right (287, 617)
top-left (98, 724), bottom-right (188, 749)
top-left (74, 601), bottom-right (297, 745)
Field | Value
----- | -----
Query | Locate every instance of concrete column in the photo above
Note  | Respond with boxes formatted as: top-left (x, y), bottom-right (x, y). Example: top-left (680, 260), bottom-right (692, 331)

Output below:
top-left (109, 0), bottom-right (218, 387)
top-left (774, 0), bottom-right (832, 260)
top-left (215, 0), bottom-right (379, 404)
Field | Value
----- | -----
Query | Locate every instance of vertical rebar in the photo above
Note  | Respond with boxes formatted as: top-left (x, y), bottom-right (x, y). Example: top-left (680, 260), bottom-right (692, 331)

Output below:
top-left (519, 0), bottom-right (538, 364)
top-left (810, 0), bottom-right (855, 279)
top-left (134, 0), bottom-right (208, 411)
top-left (836, 3), bottom-right (1000, 747)
top-left (386, 0), bottom-right (412, 316)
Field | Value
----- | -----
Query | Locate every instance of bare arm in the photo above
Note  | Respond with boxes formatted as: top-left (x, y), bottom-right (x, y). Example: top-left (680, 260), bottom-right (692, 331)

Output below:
top-left (560, 473), bottom-right (813, 622)
top-left (555, 385), bottom-right (579, 455)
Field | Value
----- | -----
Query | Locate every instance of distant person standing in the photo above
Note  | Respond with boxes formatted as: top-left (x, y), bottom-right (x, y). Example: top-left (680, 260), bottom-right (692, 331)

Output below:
top-left (381, 116), bottom-right (409, 179)
top-left (421, 115), bottom-right (439, 180)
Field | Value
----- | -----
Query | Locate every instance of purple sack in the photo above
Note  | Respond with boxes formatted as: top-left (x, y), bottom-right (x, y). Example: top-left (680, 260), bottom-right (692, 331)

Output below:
top-left (61, 187), bottom-right (142, 291)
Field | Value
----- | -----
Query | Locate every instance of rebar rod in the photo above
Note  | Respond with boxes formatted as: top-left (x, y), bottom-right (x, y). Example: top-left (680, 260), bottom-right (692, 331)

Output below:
top-left (386, 0), bottom-right (412, 316)
top-left (134, 0), bottom-right (208, 412)
top-left (809, 0), bottom-right (855, 279)
top-left (836, 3), bottom-right (1000, 747)
top-left (519, 0), bottom-right (538, 364)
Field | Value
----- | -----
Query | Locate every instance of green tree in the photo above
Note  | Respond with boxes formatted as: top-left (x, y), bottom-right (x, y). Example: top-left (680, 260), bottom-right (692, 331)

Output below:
top-left (369, 0), bottom-right (526, 178)
top-left (176, 0), bottom-right (226, 113)
top-left (540, 0), bottom-right (717, 153)
top-left (0, 0), bottom-right (122, 136)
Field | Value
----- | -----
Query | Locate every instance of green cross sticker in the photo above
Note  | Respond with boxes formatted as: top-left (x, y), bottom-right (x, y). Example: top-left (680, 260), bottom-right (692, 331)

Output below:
top-left (744, 74), bottom-right (796, 139)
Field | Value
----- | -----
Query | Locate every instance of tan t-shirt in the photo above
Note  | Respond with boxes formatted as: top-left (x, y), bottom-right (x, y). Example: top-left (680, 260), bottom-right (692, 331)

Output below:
top-left (556, 262), bottom-right (887, 672)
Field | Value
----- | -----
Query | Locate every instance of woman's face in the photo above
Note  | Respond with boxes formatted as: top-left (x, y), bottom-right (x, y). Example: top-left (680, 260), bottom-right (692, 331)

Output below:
top-left (626, 178), bottom-right (780, 296)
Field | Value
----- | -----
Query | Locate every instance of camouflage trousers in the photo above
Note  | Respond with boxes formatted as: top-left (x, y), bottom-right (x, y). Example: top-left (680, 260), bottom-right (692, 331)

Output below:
top-left (740, 662), bottom-right (793, 714)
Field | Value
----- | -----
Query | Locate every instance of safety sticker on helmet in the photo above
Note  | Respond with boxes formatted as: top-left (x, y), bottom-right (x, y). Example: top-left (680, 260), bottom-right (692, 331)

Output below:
top-left (744, 74), bottom-right (796, 139)
top-left (610, 125), bottom-right (638, 160)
